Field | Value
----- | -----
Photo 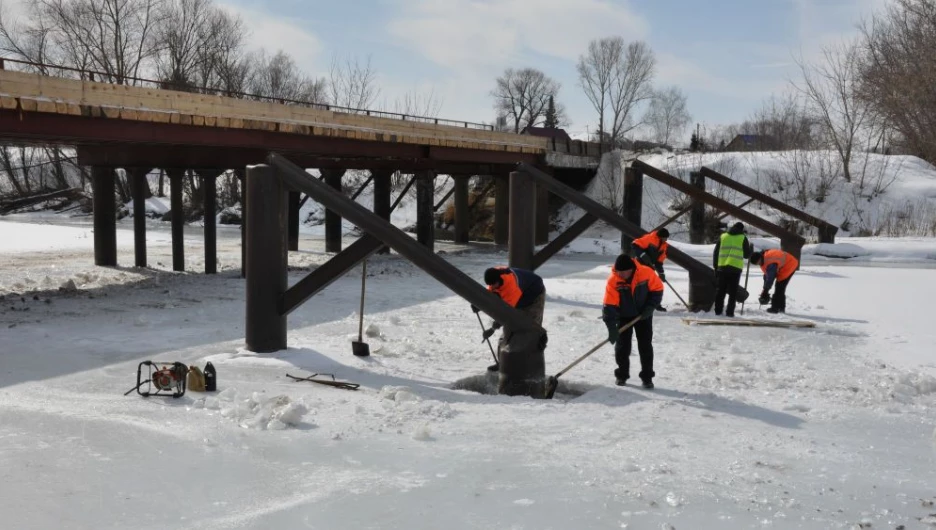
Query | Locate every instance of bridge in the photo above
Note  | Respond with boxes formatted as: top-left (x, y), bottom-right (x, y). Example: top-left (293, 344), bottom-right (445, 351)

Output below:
top-left (0, 61), bottom-right (601, 272)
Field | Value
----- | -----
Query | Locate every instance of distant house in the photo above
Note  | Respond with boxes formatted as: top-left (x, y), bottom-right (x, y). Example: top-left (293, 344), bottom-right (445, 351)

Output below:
top-left (520, 126), bottom-right (572, 143)
top-left (724, 134), bottom-right (779, 151)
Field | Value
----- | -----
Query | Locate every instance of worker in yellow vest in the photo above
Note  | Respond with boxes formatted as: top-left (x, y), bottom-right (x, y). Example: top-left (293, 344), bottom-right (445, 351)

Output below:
top-left (712, 222), bottom-right (753, 317)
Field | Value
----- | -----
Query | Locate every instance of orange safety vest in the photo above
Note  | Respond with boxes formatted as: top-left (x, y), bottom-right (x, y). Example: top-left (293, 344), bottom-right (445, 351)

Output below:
top-left (602, 260), bottom-right (664, 307)
top-left (760, 249), bottom-right (798, 281)
top-left (632, 231), bottom-right (668, 264)
top-left (488, 268), bottom-right (523, 307)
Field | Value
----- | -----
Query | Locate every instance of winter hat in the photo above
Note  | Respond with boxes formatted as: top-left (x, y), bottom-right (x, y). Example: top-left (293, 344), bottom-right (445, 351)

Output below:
top-left (484, 267), bottom-right (504, 286)
top-left (614, 254), bottom-right (636, 271)
top-left (657, 228), bottom-right (670, 239)
top-left (750, 251), bottom-right (763, 264)
top-left (732, 222), bottom-right (745, 232)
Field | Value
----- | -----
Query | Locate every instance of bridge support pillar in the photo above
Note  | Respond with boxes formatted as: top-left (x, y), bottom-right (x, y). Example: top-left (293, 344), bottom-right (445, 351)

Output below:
top-left (509, 169), bottom-right (535, 270)
top-left (416, 170), bottom-right (436, 252)
top-left (372, 169), bottom-right (393, 254)
top-left (322, 168), bottom-right (345, 253)
top-left (245, 164), bottom-right (287, 353)
top-left (202, 170), bottom-right (218, 274)
top-left (688, 271), bottom-right (716, 312)
top-left (622, 166), bottom-right (643, 251)
top-left (166, 168), bottom-right (185, 271)
top-left (689, 171), bottom-right (706, 244)
top-left (453, 175), bottom-right (470, 244)
top-left (494, 174), bottom-right (509, 245)
top-left (288, 191), bottom-right (300, 252)
top-left (535, 168), bottom-right (551, 246)
top-left (128, 167), bottom-right (149, 268)
top-left (91, 166), bottom-right (117, 267)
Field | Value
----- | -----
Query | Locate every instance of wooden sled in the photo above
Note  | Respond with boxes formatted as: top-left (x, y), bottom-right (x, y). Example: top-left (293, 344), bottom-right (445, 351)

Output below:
top-left (682, 317), bottom-right (816, 328)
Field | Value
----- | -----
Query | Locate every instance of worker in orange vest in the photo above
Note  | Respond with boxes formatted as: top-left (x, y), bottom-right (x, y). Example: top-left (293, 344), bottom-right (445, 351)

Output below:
top-left (472, 266), bottom-right (546, 371)
top-left (602, 254), bottom-right (664, 389)
top-left (750, 249), bottom-right (799, 314)
top-left (631, 228), bottom-right (669, 311)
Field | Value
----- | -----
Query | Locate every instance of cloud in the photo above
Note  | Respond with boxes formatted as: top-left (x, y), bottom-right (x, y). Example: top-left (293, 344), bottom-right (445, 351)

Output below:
top-left (218, 2), bottom-right (324, 74)
top-left (385, 0), bottom-right (648, 74)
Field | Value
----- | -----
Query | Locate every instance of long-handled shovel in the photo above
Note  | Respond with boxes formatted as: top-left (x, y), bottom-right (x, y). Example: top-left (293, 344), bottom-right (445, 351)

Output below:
top-left (352, 260), bottom-right (370, 357)
top-left (543, 315), bottom-right (642, 399)
top-left (740, 259), bottom-right (751, 316)
top-left (662, 278), bottom-right (691, 311)
top-left (474, 311), bottom-right (500, 370)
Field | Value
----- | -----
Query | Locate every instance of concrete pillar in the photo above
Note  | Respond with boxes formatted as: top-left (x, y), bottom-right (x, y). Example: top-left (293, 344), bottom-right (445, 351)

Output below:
top-left (128, 167), bottom-right (148, 268)
top-left (453, 175), bottom-right (470, 244)
top-left (202, 170), bottom-right (218, 274)
top-left (508, 170), bottom-right (535, 270)
top-left (167, 168), bottom-right (185, 271)
top-left (622, 166), bottom-right (642, 252)
top-left (416, 169), bottom-right (436, 251)
top-left (372, 169), bottom-right (393, 254)
top-left (91, 166), bottom-right (117, 267)
top-left (689, 171), bottom-right (706, 244)
top-left (287, 191), bottom-right (300, 252)
top-left (688, 271), bottom-right (716, 312)
top-left (244, 164), bottom-right (288, 353)
top-left (494, 175), bottom-right (509, 245)
top-left (321, 168), bottom-right (345, 253)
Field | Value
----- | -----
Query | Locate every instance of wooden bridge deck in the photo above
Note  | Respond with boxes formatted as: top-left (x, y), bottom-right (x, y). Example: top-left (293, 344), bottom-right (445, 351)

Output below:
top-left (0, 69), bottom-right (548, 154)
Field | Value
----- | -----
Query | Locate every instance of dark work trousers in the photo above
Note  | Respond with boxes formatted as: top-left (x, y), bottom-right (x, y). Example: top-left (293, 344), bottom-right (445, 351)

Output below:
top-left (614, 317), bottom-right (655, 381)
top-left (772, 275), bottom-right (793, 311)
top-left (714, 268), bottom-right (743, 316)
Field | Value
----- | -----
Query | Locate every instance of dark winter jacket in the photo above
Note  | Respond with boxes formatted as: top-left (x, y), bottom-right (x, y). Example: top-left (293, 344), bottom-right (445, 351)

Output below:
top-left (631, 230), bottom-right (668, 274)
top-left (487, 267), bottom-right (545, 309)
top-left (601, 259), bottom-right (664, 324)
top-left (712, 223), bottom-right (753, 271)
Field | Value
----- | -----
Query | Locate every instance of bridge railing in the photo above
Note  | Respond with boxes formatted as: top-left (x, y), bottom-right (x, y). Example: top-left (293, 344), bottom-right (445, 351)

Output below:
top-left (0, 57), bottom-right (494, 131)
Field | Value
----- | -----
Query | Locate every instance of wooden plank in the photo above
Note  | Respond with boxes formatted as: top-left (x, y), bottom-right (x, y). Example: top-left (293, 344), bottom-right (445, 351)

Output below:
top-left (681, 317), bottom-right (816, 328)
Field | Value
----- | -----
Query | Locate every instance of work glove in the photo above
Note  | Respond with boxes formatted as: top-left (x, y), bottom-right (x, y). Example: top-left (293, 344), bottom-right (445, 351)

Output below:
top-left (470, 304), bottom-right (480, 313)
top-left (606, 323), bottom-right (619, 345)
top-left (640, 305), bottom-right (656, 320)
top-left (658, 271), bottom-right (666, 282)
top-left (481, 327), bottom-right (497, 342)
top-left (758, 290), bottom-right (771, 305)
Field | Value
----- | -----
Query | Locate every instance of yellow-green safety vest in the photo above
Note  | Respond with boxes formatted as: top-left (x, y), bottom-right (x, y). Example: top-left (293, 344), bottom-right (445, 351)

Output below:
top-left (717, 233), bottom-right (746, 269)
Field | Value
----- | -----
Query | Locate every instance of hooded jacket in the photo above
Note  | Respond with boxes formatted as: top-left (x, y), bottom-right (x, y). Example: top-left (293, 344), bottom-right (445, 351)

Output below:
top-left (602, 258), bottom-right (664, 323)
top-left (712, 223), bottom-right (753, 271)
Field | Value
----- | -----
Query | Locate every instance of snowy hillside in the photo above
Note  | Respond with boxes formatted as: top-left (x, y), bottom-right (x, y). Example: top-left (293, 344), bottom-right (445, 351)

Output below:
top-left (557, 150), bottom-right (936, 244)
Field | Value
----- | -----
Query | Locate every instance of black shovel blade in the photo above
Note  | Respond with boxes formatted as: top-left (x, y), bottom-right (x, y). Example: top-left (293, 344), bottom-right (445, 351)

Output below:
top-left (352, 341), bottom-right (370, 357)
top-left (542, 375), bottom-right (559, 399)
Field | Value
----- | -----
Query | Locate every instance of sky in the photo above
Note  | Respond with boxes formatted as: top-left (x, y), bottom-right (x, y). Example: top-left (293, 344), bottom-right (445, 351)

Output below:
top-left (217, 0), bottom-right (891, 139)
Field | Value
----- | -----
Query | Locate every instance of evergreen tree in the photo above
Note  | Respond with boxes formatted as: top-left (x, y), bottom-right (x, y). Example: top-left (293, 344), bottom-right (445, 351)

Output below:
top-left (544, 96), bottom-right (559, 128)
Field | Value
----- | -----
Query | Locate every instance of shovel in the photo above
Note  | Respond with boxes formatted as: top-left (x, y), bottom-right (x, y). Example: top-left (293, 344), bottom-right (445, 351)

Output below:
top-left (740, 259), bottom-right (751, 316)
top-left (352, 260), bottom-right (370, 357)
top-left (543, 315), bottom-right (642, 399)
top-left (662, 278), bottom-right (691, 311)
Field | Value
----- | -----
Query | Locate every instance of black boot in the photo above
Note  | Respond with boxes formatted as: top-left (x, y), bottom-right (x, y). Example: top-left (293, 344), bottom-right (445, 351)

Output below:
top-left (641, 378), bottom-right (654, 389)
top-left (487, 363), bottom-right (500, 372)
top-left (656, 305), bottom-right (667, 312)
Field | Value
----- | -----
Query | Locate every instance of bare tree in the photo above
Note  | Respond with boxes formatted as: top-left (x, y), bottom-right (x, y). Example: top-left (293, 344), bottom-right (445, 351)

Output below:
top-left (14, 0), bottom-right (165, 84)
top-left (328, 54), bottom-right (379, 110)
top-left (747, 91), bottom-right (816, 150)
top-left (644, 85), bottom-right (691, 146)
top-left (384, 87), bottom-right (443, 118)
top-left (153, 0), bottom-right (216, 91)
top-left (609, 41), bottom-right (656, 145)
top-left (491, 67), bottom-right (564, 133)
top-left (577, 37), bottom-right (623, 152)
top-left (249, 49), bottom-right (326, 102)
top-left (794, 40), bottom-right (877, 182)
top-left (858, 0), bottom-right (936, 164)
